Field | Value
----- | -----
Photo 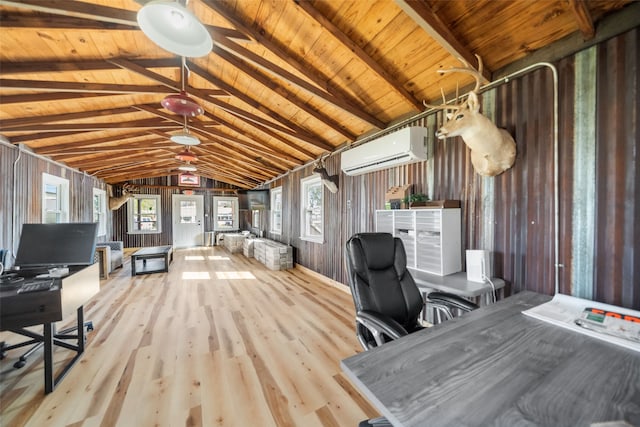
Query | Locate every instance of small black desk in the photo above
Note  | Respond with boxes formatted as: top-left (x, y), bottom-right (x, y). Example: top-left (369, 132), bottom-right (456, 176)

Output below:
top-left (0, 263), bottom-right (99, 393)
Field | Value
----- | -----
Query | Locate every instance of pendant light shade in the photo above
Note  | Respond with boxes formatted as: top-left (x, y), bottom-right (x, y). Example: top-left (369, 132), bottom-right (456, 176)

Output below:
top-left (175, 148), bottom-right (198, 163)
top-left (162, 91), bottom-right (204, 116)
top-left (137, 1), bottom-right (213, 58)
top-left (178, 163), bottom-right (197, 171)
top-left (170, 129), bottom-right (200, 145)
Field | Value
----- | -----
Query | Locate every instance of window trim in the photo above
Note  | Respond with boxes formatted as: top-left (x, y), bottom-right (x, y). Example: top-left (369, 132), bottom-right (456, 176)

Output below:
top-left (127, 194), bottom-right (162, 234)
top-left (213, 196), bottom-right (239, 231)
top-left (270, 186), bottom-right (283, 235)
top-left (42, 173), bottom-right (69, 223)
top-left (93, 188), bottom-right (107, 237)
top-left (299, 175), bottom-right (324, 244)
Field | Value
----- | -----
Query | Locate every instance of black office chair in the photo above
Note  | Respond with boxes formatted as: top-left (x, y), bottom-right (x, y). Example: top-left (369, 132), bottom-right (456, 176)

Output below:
top-left (345, 232), bottom-right (478, 351)
top-left (345, 233), bottom-right (478, 426)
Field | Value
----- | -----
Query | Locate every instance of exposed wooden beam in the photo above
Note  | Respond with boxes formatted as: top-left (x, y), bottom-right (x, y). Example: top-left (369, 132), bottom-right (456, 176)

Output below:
top-left (201, 0), bottom-right (386, 129)
top-left (34, 131), bottom-right (156, 153)
top-left (0, 11), bottom-right (250, 41)
top-left (0, 13), bottom-right (136, 30)
top-left (0, 107), bottom-right (137, 128)
top-left (394, 0), bottom-right (492, 80)
top-left (203, 48), bottom-right (356, 141)
top-left (195, 146), bottom-right (283, 177)
top-left (212, 36), bottom-right (384, 132)
top-left (43, 139), bottom-right (171, 156)
top-left (0, 79), bottom-right (211, 95)
top-left (107, 58), bottom-right (325, 154)
top-left (0, 0), bottom-right (138, 26)
top-left (7, 131), bottom-right (90, 143)
top-left (135, 105), bottom-right (302, 166)
top-left (6, 119), bottom-right (178, 132)
top-left (0, 59), bottom-right (179, 75)
top-left (568, 0), bottom-right (595, 40)
top-left (294, 0), bottom-right (423, 112)
top-left (188, 61), bottom-right (342, 149)
top-left (0, 92), bottom-right (115, 105)
top-left (69, 152), bottom-right (171, 169)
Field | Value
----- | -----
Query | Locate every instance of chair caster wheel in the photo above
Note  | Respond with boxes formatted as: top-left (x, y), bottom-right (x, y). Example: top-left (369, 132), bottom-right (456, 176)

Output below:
top-left (14, 359), bottom-right (26, 369)
top-left (86, 322), bottom-right (94, 332)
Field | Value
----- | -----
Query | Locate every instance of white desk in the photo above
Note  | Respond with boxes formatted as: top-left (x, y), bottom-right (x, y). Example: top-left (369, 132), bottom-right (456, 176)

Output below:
top-left (412, 270), bottom-right (506, 306)
top-left (341, 291), bottom-right (640, 426)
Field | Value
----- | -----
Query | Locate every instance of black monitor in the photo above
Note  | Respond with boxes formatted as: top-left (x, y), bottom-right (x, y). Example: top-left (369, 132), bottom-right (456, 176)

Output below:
top-left (14, 223), bottom-right (98, 269)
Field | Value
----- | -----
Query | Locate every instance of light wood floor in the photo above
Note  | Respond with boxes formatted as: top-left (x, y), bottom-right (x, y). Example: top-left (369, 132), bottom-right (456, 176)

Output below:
top-left (1, 247), bottom-right (378, 426)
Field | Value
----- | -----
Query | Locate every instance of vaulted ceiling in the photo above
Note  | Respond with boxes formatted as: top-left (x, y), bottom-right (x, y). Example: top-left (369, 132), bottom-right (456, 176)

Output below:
top-left (0, 0), bottom-right (634, 188)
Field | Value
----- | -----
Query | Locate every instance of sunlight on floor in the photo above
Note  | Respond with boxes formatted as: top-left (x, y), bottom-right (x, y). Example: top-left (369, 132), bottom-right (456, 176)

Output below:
top-left (208, 255), bottom-right (230, 261)
top-left (215, 271), bottom-right (256, 280)
top-left (185, 256), bottom-right (205, 261)
top-left (182, 272), bottom-right (211, 280)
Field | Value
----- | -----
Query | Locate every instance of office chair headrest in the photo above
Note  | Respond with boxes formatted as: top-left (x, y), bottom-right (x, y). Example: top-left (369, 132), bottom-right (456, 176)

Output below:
top-left (348, 233), bottom-right (396, 271)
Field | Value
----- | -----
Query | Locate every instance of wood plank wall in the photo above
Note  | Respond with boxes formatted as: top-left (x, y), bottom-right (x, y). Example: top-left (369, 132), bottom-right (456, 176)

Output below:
top-left (1, 29), bottom-right (637, 309)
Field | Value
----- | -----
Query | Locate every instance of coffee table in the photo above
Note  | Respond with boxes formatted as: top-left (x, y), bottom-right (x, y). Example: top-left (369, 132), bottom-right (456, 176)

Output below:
top-left (130, 246), bottom-right (173, 276)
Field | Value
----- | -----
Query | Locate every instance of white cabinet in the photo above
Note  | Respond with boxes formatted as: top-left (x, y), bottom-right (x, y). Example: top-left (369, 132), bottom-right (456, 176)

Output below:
top-left (375, 209), bottom-right (461, 276)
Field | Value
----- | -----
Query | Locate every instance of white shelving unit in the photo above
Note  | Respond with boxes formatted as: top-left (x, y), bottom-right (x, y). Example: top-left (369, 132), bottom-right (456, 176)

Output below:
top-left (375, 208), bottom-right (462, 276)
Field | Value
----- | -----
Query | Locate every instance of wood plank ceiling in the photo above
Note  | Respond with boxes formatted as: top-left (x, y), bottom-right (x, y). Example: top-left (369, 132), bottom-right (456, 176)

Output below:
top-left (0, 0), bottom-right (632, 188)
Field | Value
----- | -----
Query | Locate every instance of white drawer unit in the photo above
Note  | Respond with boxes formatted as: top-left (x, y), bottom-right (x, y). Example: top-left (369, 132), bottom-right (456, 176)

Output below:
top-left (375, 208), bottom-right (461, 276)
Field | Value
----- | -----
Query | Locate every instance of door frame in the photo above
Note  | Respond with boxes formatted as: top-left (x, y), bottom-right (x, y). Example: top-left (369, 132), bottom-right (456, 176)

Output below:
top-left (171, 194), bottom-right (204, 248)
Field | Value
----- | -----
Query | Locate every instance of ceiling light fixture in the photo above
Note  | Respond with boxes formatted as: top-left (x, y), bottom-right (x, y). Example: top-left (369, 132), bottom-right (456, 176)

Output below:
top-left (178, 163), bottom-right (197, 172)
top-left (175, 147), bottom-right (198, 163)
top-left (170, 120), bottom-right (201, 145)
top-left (137, 0), bottom-right (213, 58)
top-left (162, 91), bottom-right (203, 116)
top-left (162, 56), bottom-right (204, 117)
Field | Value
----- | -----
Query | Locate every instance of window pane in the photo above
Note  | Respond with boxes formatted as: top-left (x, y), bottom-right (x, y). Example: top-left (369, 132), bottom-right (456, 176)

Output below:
top-left (271, 188), bottom-right (282, 233)
top-left (216, 200), bottom-right (234, 228)
top-left (180, 200), bottom-right (197, 223)
top-left (300, 178), bottom-right (323, 241)
top-left (133, 197), bottom-right (158, 231)
top-left (93, 194), bottom-right (100, 223)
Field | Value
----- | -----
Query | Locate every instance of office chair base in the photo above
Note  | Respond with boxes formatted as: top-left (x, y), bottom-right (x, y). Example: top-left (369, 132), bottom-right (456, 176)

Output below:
top-left (359, 416), bottom-right (392, 426)
top-left (4, 321), bottom-right (94, 369)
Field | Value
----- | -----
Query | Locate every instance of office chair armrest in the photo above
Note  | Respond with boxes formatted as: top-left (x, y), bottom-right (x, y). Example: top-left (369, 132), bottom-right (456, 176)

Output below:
top-left (427, 291), bottom-right (479, 312)
top-left (356, 310), bottom-right (409, 346)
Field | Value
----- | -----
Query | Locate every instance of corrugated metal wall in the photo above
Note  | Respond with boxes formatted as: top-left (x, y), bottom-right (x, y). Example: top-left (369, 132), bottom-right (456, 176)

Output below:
top-left (0, 144), bottom-right (108, 257)
top-left (110, 176), bottom-right (239, 248)
top-left (264, 27), bottom-right (639, 309)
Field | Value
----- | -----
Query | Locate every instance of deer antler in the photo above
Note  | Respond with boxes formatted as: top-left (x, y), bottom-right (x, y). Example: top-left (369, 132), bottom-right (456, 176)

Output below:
top-left (423, 87), bottom-right (464, 111)
top-left (437, 54), bottom-right (488, 92)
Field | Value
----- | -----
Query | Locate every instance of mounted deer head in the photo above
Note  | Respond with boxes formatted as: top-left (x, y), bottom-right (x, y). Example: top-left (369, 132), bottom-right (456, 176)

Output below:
top-left (424, 55), bottom-right (516, 177)
top-left (313, 157), bottom-right (339, 193)
top-left (109, 183), bottom-right (137, 210)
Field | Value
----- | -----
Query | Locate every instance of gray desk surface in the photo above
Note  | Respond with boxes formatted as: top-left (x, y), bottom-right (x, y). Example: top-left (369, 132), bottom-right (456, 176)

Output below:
top-left (411, 270), bottom-right (505, 298)
top-left (341, 291), bottom-right (640, 427)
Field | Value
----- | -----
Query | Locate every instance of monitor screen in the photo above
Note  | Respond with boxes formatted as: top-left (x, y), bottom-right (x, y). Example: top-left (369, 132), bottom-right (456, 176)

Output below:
top-left (14, 223), bottom-right (98, 268)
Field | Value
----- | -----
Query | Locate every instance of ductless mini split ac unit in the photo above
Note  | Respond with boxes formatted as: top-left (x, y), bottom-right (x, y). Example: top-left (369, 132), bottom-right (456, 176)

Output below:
top-left (340, 126), bottom-right (429, 176)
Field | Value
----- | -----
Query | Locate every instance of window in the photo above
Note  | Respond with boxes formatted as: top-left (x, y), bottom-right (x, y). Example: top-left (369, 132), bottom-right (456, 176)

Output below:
top-left (213, 197), bottom-right (238, 231)
top-left (179, 200), bottom-right (197, 224)
top-left (93, 188), bottom-right (107, 237)
top-left (300, 175), bottom-right (323, 243)
top-left (270, 186), bottom-right (282, 234)
top-left (127, 194), bottom-right (161, 234)
top-left (42, 173), bottom-right (69, 223)
top-left (252, 209), bottom-right (262, 231)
